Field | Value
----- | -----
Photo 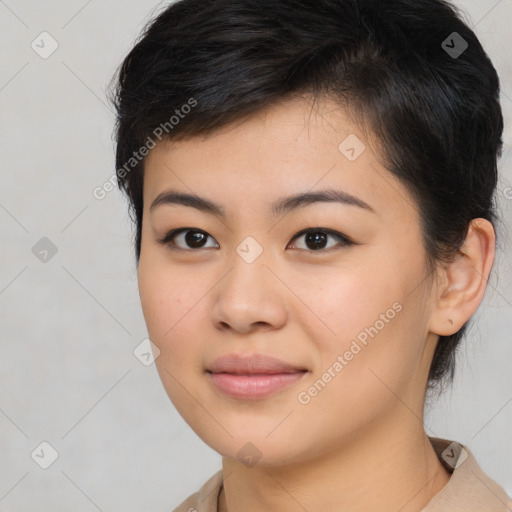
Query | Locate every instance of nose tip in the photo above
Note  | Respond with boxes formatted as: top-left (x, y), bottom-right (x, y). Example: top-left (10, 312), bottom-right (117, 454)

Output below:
top-left (212, 262), bottom-right (288, 335)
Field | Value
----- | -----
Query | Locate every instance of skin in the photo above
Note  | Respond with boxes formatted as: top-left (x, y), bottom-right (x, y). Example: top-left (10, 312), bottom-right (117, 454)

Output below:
top-left (138, 94), bottom-right (495, 512)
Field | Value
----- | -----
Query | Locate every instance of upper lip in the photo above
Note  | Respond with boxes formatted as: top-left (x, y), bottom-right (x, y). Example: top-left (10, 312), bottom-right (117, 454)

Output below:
top-left (206, 354), bottom-right (307, 375)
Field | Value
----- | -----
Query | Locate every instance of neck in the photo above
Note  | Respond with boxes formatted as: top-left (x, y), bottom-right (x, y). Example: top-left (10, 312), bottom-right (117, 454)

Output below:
top-left (219, 413), bottom-right (451, 512)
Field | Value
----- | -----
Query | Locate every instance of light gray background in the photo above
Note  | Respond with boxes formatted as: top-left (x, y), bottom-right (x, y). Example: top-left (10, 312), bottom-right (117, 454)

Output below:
top-left (0, 1), bottom-right (511, 510)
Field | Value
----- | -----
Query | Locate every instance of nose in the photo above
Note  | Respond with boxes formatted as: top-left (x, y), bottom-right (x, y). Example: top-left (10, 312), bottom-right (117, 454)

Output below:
top-left (210, 250), bottom-right (288, 334)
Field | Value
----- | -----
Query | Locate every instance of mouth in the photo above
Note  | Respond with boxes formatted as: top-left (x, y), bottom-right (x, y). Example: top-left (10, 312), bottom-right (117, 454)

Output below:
top-left (206, 353), bottom-right (308, 400)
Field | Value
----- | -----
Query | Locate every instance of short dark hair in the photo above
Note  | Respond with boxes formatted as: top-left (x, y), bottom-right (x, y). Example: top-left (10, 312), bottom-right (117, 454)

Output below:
top-left (110, 0), bottom-right (503, 393)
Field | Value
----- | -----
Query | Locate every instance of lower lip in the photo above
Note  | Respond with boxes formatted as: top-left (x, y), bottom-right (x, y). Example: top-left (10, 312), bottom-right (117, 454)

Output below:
top-left (207, 371), bottom-right (307, 400)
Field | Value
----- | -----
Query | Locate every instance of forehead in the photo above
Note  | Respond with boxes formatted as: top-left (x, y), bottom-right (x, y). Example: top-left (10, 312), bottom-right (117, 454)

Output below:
top-left (142, 95), bottom-right (417, 226)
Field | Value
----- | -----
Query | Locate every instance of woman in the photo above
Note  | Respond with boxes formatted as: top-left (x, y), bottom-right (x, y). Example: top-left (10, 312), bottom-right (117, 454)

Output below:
top-left (110, 0), bottom-right (511, 510)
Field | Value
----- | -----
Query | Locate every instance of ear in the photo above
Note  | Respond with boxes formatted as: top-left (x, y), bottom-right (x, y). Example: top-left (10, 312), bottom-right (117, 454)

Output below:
top-left (428, 218), bottom-right (495, 336)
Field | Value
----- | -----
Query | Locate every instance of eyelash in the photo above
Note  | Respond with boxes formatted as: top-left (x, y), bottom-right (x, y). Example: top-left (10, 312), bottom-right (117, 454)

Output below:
top-left (157, 227), bottom-right (354, 253)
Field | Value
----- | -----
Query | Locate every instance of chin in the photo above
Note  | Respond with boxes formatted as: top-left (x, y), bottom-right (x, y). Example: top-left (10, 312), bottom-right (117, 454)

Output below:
top-left (195, 426), bottom-right (312, 468)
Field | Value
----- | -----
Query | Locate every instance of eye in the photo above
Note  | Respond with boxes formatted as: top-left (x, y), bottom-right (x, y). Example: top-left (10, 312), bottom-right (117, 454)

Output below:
top-left (157, 228), bottom-right (219, 250)
top-left (158, 227), bottom-right (354, 252)
top-left (287, 228), bottom-right (353, 252)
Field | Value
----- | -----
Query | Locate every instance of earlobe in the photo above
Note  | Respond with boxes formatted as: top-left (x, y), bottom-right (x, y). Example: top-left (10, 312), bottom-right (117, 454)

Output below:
top-left (428, 218), bottom-right (495, 337)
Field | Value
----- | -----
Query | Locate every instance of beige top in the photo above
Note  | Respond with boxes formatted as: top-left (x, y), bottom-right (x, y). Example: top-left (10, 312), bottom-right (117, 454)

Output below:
top-left (173, 437), bottom-right (512, 512)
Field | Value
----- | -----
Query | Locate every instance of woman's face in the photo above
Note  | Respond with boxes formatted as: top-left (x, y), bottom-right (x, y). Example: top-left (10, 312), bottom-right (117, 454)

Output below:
top-left (138, 95), bottom-right (440, 466)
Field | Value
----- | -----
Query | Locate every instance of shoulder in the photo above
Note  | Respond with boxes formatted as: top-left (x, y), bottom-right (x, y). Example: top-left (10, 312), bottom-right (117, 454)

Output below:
top-left (423, 437), bottom-right (512, 512)
top-left (173, 470), bottom-right (223, 512)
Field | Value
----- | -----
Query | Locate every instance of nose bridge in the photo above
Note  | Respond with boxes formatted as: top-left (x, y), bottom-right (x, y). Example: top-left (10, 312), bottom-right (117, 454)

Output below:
top-left (226, 233), bottom-right (274, 296)
top-left (211, 234), bottom-right (288, 331)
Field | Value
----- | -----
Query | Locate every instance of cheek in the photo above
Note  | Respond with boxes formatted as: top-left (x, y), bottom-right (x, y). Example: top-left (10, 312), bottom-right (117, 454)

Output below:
top-left (292, 258), bottom-right (400, 348)
top-left (138, 261), bottom-right (210, 418)
top-left (296, 253), bottom-right (426, 391)
top-left (291, 281), bottom-right (421, 449)
top-left (137, 258), bottom-right (203, 360)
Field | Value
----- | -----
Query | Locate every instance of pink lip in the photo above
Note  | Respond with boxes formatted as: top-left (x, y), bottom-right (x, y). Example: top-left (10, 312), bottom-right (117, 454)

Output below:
top-left (206, 354), bottom-right (308, 400)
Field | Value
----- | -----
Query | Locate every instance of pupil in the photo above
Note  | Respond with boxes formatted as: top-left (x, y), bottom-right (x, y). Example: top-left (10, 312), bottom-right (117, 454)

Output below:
top-left (306, 232), bottom-right (326, 250)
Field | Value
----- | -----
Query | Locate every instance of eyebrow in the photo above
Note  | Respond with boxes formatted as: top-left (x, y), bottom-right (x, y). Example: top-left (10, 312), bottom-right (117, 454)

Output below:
top-left (149, 188), bottom-right (376, 217)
